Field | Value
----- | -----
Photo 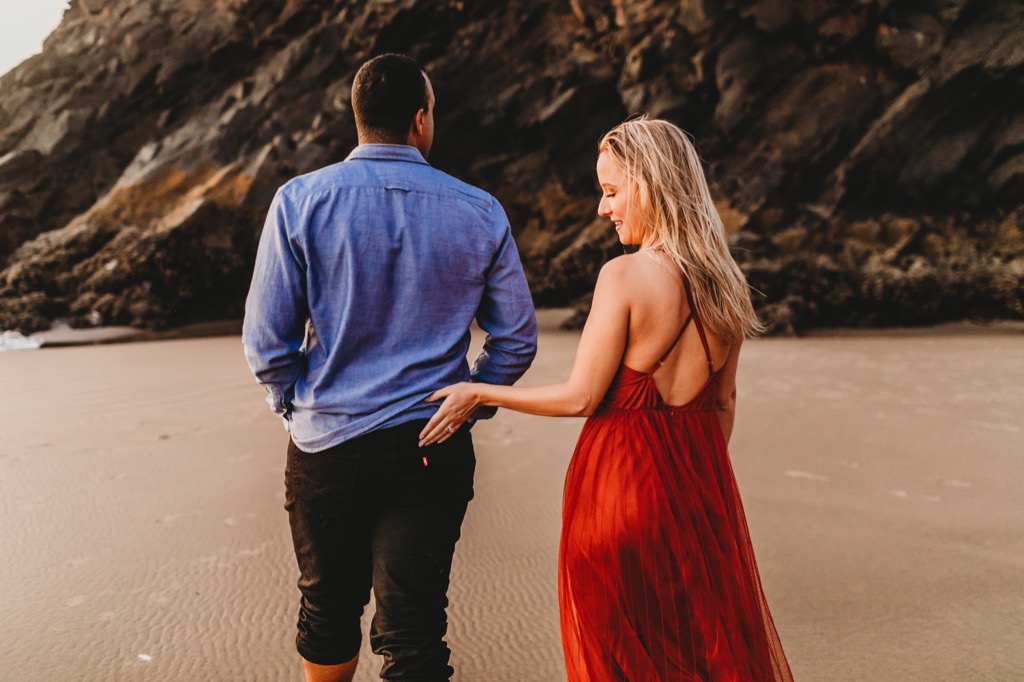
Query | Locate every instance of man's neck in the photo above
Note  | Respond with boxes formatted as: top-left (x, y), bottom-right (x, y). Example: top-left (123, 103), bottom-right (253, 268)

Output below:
top-left (357, 134), bottom-right (411, 147)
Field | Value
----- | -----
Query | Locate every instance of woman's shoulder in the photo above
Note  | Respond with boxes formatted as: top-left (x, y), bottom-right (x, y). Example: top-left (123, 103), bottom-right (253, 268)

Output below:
top-left (599, 251), bottom-right (670, 279)
top-left (596, 252), bottom-right (685, 316)
top-left (600, 250), bottom-right (683, 290)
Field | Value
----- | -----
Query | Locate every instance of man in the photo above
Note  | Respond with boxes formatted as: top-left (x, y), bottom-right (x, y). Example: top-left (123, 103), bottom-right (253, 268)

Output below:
top-left (242, 54), bottom-right (537, 682)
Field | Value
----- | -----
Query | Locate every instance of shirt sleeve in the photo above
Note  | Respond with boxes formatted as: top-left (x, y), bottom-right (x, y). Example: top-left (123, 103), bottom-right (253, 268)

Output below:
top-left (470, 198), bottom-right (538, 404)
top-left (241, 187), bottom-right (308, 418)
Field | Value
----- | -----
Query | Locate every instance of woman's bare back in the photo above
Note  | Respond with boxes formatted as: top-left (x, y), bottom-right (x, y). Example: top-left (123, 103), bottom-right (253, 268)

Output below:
top-left (619, 251), bottom-right (731, 406)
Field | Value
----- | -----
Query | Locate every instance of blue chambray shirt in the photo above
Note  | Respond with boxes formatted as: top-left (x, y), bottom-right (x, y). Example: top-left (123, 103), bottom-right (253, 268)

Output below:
top-left (242, 144), bottom-right (538, 452)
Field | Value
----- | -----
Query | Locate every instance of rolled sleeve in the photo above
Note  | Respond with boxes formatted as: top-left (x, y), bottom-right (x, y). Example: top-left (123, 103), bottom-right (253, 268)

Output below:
top-left (471, 201), bottom-right (538, 390)
top-left (242, 188), bottom-right (309, 417)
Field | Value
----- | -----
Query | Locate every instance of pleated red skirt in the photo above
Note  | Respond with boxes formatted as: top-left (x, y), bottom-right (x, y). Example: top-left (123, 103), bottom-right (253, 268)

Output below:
top-left (558, 364), bottom-right (793, 681)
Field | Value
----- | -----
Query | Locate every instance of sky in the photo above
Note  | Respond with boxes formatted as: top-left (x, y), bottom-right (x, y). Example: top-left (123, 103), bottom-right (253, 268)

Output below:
top-left (0, 0), bottom-right (70, 77)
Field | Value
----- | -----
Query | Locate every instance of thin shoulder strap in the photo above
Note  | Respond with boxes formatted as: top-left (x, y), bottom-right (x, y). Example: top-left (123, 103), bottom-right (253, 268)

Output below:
top-left (654, 312), bottom-right (693, 369)
top-left (683, 279), bottom-right (715, 377)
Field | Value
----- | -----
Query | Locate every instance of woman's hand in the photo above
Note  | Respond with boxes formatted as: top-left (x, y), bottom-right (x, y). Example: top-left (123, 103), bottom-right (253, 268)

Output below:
top-left (418, 382), bottom-right (482, 446)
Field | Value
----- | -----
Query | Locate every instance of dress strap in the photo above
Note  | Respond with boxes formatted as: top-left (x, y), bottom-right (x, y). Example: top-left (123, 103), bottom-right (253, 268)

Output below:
top-left (683, 279), bottom-right (715, 377)
top-left (653, 313), bottom-right (693, 369)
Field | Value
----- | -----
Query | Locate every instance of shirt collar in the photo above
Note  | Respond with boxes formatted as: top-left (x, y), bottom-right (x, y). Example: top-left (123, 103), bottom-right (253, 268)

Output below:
top-left (345, 144), bottom-right (430, 166)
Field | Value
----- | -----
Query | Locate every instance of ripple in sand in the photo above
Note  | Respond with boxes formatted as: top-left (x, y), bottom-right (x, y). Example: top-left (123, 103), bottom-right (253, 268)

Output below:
top-left (944, 480), bottom-right (972, 488)
top-left (969, 420), bottom-right (1021, 433)
top-left (784, 470), bottom-right (831, 482)
top-left (156, 510), bottom-right (206, 524)
top-left (887, 489), bottom-right (941, 503)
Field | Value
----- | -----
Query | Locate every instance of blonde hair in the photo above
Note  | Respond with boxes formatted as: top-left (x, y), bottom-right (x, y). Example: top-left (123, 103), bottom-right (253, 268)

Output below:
top-left (598, 117), bottom-right (764, 342)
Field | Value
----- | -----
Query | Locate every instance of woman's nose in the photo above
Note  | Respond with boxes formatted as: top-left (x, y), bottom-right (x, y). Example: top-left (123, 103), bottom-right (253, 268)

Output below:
top-left (597, 197), bottom-right (610, 216)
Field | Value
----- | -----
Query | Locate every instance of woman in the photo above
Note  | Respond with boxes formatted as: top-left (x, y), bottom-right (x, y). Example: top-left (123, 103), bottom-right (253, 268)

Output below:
top-left (419, 118), bottom-right (792, 681)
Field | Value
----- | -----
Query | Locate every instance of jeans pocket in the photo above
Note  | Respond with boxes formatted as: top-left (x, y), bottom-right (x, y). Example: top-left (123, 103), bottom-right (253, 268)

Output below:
top-left (418, 430), bottom-right (476, 506)
top-left (286, 440), bottom-right (362, 520)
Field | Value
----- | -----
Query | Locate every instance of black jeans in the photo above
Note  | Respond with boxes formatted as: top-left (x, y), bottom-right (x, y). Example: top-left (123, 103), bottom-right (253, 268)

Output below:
top-left (284, 419), bottom-right (475, 681)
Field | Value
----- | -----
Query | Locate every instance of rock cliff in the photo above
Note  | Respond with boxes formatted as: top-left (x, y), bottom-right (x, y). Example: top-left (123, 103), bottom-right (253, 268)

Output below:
top-left (0, 0), bottom-right (1021, 334)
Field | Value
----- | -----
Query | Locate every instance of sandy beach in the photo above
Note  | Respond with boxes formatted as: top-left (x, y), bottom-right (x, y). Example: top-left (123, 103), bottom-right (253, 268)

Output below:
top-left (1, 318), bottom-right (1022, 681)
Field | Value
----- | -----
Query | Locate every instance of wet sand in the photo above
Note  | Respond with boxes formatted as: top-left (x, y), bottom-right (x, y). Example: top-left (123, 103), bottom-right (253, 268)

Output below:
top-left (1, 320), bottom-right (1022, 681)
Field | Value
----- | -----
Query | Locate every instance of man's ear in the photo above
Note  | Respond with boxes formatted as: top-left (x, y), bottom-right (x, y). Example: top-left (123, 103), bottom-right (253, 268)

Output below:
top-left (407, 109), bottom-right (425, 145)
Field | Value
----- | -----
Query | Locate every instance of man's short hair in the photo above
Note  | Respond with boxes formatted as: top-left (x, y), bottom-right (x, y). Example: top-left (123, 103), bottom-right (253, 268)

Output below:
top-left (352, 54), bottom-right (428, 143)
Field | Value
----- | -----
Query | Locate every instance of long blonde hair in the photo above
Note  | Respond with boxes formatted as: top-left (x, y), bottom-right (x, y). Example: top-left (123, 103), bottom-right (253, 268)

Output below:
top-left (598, 117), bottom-right (763, 342)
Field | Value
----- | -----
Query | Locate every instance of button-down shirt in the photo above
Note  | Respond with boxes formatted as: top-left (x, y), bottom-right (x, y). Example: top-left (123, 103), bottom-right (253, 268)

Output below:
top-left (242, 144), bottom-right (537, 452)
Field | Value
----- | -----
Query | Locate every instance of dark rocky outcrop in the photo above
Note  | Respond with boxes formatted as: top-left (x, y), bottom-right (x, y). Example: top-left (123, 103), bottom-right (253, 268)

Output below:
top-left (0, 0), bottom-right (1021, 334)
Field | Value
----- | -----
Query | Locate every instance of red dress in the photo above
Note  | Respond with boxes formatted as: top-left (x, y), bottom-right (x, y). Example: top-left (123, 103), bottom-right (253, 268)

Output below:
top-left (558, 291), bottom-right (793, 681)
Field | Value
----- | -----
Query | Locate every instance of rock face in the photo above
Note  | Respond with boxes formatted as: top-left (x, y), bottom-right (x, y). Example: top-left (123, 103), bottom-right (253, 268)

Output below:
top-left (0, 0), bottom-right (1021, 334)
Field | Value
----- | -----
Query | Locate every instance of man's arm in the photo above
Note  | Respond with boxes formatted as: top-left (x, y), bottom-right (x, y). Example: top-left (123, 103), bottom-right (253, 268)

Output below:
top-left (241, 188), bottom-right (308, 421)
top-left (470, 200), bottom-right (538, 395)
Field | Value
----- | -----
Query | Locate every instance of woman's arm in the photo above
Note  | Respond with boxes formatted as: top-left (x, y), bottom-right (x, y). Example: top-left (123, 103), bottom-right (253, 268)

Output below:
top-left (418, 258), bottom-right (632, 446)
top-left (714, 339), bottom-right (743, 445)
